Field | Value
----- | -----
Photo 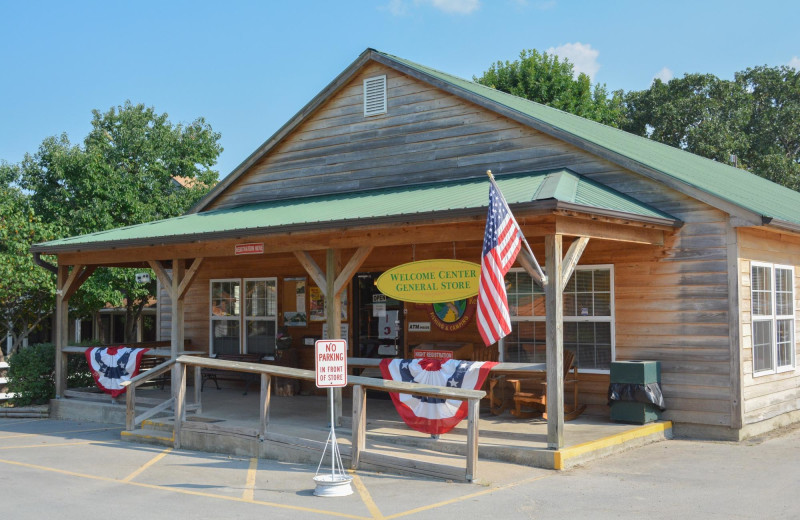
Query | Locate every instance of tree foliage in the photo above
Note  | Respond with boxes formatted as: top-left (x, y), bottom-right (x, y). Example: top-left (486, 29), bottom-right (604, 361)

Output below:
top-left (622, 66), bottom-right (800, 191)
top-left (474, 49), bottom-right (626, 127)
top-left (0, 179), bottom-right (58, 358)
top-left (6, 101), bottom-right (222, 345)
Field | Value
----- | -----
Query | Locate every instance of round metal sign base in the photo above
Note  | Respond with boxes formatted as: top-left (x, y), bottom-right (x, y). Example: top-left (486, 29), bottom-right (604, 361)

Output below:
top-left (313, 475), bottom-right (354, 497)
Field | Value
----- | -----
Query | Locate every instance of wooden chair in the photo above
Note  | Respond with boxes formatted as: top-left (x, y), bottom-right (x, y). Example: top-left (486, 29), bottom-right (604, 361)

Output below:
top-left (491, 350), bottom-right (586, 420)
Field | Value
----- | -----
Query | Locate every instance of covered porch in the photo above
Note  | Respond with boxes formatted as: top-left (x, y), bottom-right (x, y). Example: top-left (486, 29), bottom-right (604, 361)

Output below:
top-left (35, 170), bottom-right (680, 477)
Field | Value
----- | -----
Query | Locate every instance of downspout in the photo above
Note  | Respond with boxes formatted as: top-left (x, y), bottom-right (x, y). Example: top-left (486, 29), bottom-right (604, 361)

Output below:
top-left (33, 251), bottom-right (58, 275)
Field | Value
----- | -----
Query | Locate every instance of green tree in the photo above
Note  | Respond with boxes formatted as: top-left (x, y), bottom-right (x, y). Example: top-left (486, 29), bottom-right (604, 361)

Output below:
top-left (736, 65), bottom-right (800, 190)
top-left (474, 49), bottom-right (626, 127)
top-left (622, 73), bottom-right (751, 165)
top-left (0, 177), bottom-right (58, 357)
top-left (13, 101), bottom-right (222, 343)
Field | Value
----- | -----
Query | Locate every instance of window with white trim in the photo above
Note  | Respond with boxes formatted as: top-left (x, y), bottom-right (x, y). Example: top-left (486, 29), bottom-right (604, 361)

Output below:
top-left (751, 262), bottom-right (795, 375)
top-left (210, 278), bottom-right (278, 356)
top-left (211, 279), bottom-right (241, 355)
top-left (244, 278), bottom-right (278, 356)
top-left (505, 265), bottom-right (615, 372)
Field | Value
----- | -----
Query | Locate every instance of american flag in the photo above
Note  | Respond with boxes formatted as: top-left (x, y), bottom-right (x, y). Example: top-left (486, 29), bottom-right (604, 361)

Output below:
top-left (477, 181), bottom-right (522, 346)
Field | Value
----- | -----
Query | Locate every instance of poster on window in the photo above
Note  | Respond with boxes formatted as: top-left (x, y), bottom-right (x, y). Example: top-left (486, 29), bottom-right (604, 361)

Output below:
top-left (308, 286), bottom-right (348, 321)
top-left (378, 311), bottom-right (399, 339)
top-left (309, 286), bottom-right (325, 321)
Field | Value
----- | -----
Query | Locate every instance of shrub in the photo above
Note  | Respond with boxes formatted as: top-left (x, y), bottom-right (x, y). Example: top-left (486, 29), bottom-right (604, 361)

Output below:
top-left (8, 341), bottom-right (97, 407)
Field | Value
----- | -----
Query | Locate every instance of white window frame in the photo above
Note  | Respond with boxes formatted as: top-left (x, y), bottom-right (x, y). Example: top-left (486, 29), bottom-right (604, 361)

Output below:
top-left (750, 262), bottom-right (796, 376)
top-left (209, 278), bottom-right (242, 355)
top-left (243, 277), bottom-right (278, 356)
top-left (508, 264), bottom-right (615, 374)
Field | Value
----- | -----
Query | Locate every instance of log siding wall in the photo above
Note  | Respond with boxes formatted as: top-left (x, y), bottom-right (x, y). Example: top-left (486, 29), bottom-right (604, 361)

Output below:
top-left (738, 228), bottom-right (800, 425)
top-left (191, 61), bottom-right (736, 427)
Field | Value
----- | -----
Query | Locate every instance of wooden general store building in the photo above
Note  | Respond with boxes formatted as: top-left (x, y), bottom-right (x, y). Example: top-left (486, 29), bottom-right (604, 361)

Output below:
top-left (33, 49), bottom-right (800, 443)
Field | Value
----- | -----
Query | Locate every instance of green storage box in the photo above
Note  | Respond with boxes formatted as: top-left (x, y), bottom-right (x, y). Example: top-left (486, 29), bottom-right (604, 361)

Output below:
top-left (610, 360), bottom-right (661, 384)
top-left (609, 401), bottom-right (662, 424)
top-left (609, 360), bottom-right (662, 424)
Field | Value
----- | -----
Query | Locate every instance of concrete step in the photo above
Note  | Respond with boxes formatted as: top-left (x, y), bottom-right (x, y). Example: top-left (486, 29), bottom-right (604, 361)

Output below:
top-left (121, 427), bottom-right (174, 447)
top-left (141, 419), bottom-right (175, 433)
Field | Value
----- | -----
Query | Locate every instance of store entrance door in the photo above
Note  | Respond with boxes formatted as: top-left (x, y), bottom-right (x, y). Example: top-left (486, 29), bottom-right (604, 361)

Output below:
top-left (353, 272), bottom-right (404, 360)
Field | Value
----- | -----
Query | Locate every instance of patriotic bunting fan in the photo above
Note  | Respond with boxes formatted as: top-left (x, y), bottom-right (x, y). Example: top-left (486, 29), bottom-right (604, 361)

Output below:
top-left (85, 346), bottom-right (150, 398)
top-left (379, 358), bottom-right (497, 435)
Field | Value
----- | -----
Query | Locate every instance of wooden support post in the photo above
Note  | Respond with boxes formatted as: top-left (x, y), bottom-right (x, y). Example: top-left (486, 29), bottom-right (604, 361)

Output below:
top-left (194, 365), bottom-right (202, 414)
top-left (171, 259), bottom-right (185, 393)
top-left (545, 234), bottom-right (565, 449)
top-left (54, 265), bottom-right (69, 398)
top-left (351, 385), bottom-right (366, 469)
top-left (260, 373), bottom-right (271, 438)
top-left (466, 398), bottom-right (480, 482)
top-left (126, 383), bottom-right (136, 431)
top-left (173, 361), bottom-right (187, 449)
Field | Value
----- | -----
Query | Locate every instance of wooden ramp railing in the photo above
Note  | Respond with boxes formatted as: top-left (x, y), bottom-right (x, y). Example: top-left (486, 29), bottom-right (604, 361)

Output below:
top-left (174, 355), bottom-right (485, 482)
top-left (61, 345), bottom-right (202, 430)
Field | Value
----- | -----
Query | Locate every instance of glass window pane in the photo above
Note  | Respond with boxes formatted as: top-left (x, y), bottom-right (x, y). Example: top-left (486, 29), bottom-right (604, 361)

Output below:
top-left (576, 271), bottom-right (593, 292)
top-left (563, 293), bottom-right (576, 316)
top-left (246, 320), bottom-right (276, 356)
top-left (212, 320), bottom-right (240, 355)
top-left (753, 320), bottom-right (773, 372)
top-left (577, 293), bottom-right (593, 317)
top-left (752, 265), bottom-right (771, 292)
top-left (594, 293), bottom-right (611, 316)
top-left (594, 270), bottom-right (610, 292)
top-left (777, 319), bottom-right (793, 368)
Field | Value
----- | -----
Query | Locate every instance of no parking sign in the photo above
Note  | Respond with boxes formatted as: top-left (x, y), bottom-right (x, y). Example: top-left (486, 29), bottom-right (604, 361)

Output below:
top-left (315, 339), bottom-right (348, 388)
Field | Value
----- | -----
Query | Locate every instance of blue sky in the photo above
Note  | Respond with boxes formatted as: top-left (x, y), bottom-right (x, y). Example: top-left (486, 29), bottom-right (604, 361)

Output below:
top-left (1, 0), bottom-right (798, 180)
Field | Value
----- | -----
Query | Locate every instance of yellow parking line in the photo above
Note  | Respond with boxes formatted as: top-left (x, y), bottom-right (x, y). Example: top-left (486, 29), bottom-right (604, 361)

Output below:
top-left (122, 447), bottom-right (172, 482)
top-left (0, 426), bottom-right (122, 440)
top-left (0, 457), bottom-right (370, 520)
top-left (0, 441), bottom-right (94, 450)
top-left (383, 473), bottom-right (552, 520)
top-left (350, 472), bottom-right (385, 519)
top-left (242, 457), bottom-right (258, 501)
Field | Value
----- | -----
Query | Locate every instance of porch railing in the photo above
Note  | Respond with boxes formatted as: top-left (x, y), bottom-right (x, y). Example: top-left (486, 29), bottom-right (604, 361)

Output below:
top-left (174, 355), bottom-right (486, 482)
top-left (61, 344), bottom-right (202, 430)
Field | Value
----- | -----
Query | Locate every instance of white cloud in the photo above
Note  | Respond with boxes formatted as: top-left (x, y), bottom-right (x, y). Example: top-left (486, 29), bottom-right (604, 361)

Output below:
top-left (654, 66), bottom-right (674, 83)
top-left (386, 0), bottom-right (408, 15)
top-left (384, 0), bottom-right (480, 15)
top-left (789, 56), bottom-right (800, 70)
top-left (417, 0), bottom-right (480, 14)
top-left (546, 42), bottom-right (600, 79)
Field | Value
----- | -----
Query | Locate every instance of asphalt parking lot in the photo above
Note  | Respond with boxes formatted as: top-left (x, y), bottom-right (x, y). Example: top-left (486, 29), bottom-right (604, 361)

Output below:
top-left (1, 417), bottom-right (799, 519)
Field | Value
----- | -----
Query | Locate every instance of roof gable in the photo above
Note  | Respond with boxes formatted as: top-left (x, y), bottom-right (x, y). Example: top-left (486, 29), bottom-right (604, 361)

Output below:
top-left (193, 48), bottom-right (800, 230)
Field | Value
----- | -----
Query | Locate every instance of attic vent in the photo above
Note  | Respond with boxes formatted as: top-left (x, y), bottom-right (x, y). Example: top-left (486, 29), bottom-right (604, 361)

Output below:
top-left (363, 75), bottom-right (387, 116)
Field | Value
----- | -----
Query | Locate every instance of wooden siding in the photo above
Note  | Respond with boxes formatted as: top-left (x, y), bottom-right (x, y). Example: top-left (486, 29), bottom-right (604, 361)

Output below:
top-left (185, 62), bottom-right (737, 427)
top-left (738, 228), bottom-right (800, 425)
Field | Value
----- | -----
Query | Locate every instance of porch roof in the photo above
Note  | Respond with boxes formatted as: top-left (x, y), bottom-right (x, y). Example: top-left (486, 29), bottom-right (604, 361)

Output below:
top-left (32, 169), bottom-right (678, 254)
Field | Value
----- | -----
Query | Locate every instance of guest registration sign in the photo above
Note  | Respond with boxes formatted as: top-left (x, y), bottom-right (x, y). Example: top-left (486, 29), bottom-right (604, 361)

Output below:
top-left (315, 339), bottom-right (348, 388)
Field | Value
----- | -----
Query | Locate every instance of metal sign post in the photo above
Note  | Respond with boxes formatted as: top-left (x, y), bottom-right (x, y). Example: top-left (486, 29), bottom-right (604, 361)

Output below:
top-left (313, 339), bottom-right (352, 497)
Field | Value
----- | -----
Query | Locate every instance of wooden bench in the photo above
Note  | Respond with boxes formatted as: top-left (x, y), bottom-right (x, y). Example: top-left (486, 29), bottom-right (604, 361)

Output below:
top-left (137, 356), bottom-right (170, 390)
top-left (200, 353), bottom-right (263, 395)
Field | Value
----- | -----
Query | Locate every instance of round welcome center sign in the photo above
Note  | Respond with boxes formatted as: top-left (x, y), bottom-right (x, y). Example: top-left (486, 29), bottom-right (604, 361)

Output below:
top-left (375, 259), bottom-right (481, 304)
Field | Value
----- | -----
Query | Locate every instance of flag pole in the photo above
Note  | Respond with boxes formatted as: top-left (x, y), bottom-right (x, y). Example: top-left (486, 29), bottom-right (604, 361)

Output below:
top-left (486, 170), bottom-right (548, 286)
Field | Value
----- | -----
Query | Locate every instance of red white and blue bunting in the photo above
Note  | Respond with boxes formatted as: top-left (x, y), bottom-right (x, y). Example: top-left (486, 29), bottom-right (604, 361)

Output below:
top-left (85, 346), bottom-right (150, 398)
top-left (379, 358), bottom-right (497, 435)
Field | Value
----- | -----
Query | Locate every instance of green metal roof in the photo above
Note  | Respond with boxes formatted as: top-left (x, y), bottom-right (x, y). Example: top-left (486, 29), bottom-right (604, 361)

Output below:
top-left (373, 50), bottom-right (800, 228)
top-left (33, 169), bottom-right (677, 253)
